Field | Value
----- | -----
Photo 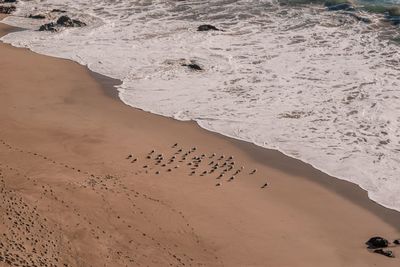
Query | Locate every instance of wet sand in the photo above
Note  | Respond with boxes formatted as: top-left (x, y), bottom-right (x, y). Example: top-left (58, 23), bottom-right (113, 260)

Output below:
top-left (1, 15), bottom-right (400, 266)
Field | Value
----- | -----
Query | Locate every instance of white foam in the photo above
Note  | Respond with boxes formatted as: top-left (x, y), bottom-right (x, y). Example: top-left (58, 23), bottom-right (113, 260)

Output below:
top-left (2, 0), bottom-right (400, 211)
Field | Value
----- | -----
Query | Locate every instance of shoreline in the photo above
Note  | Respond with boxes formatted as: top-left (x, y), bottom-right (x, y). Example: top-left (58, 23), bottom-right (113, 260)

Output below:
top-left (1, 14), bottom-right (400, 266)
top-left (3, 14), bottom-right (400, 217)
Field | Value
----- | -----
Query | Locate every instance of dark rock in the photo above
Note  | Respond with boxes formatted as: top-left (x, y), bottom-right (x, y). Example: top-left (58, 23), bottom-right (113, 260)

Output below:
top-left (374, 249), bottom-right (395, 258)
top-left (197, 24), bottom-right (221, 31)
top-left (394, 239), bottom-right (400, 245)
top-left (71, 19), bottom-right (86, 27)
top-left (39, 22), bottom-right (58, 32)
top-left (366, 237), bottom-right (389, 249)
top-left (0, 5), bottom-right (16, 14)
top-left (29, 14), bottom-right (46, 19)
top-left (325, 2), bottom-right (354, 11)
top-left (182, 63), bottom-right (203, 71)
top-left (56, 16), bottom-right (86, 27)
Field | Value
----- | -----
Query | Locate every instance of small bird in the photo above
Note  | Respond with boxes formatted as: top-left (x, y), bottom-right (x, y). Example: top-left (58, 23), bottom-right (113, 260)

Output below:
top-left (155, 171), bottom-right (160, 175)
top-left (228, 176), bottom-right (234, 182)
top-left (143, 165), bottom-right (148, 168)
top-left (126, 154), bottom-right (133, 159)
top-left (261, 182), bottom-right (268, 189)
top-left (202, 171), bottom-right (207, 175)
top-left (131, 158), bottom-right (137, 163)
top-left (191, 171), bottom-right (196, 175)
top-left (167, 169), bottom-right (172, 172)
top-left (146, 155), bottom-right (151, 159)
top-left (149, 150), bottom-right (155, 154)
top-left (210, 153), bottom-right (216, 158)
top-left (172, 143), bottom-right (178, 148)
top-left (174, 165), bottom-right (179, 169)
top-left (209, 161), bottom-right (214, 165)
top-left (216, 183), bottom-right (221, 187)
top-left (250, 169), bottom-right (257, 175)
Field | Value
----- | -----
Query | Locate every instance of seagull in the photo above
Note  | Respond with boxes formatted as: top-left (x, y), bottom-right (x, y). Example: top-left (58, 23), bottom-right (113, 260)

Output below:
top-left (131, 158), bottom-right (137, 163)
top-left (126, 154), bottom-right (133, 159)
top-left (250, 169), bottom-right (257, 174)
top-left (261, 182), bottom-right (268, 189)
top-left (228, 176), bottom-right (234, 182)
top-left (172, 143), bottom-right (178, 148)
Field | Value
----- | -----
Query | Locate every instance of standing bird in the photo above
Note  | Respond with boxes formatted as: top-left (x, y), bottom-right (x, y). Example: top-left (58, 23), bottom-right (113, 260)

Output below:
top-left (250, 169), bottom-right (257, 175)
top-left (261, 182), bottom-right (268, 189)
top-left (172, 143), bottom-right (178, 148)
top-left (126, 154), bottom-right (133, 159)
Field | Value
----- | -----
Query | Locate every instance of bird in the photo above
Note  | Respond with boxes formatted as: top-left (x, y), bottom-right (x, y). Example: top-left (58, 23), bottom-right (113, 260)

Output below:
top-left (131, 158), bottom-right (137, 163)
top-left (210, 153), bottom-right (216, 158)
top-left (126, 154), bottom-right (133, 159)
top-left (250, 169), bottom-right (257, 174)
top-left (228, 176), bottom-right (234, 182)
top-left (172, 143), bottom-right (178, 148)
top-left (143, 165), bottom-right (148, 168)
top-left (155, 171), bottom-right (160, 175)
top-left (146, 155), bottom-right (151, 159)
top-left (261, 182), bottom-right (268, 189)
top-left (167, 169), bottom-right (172, 172)
top-left (149, 150), bottom-right (155, 154)
top-left (216, 183), bottom-right (221, 187)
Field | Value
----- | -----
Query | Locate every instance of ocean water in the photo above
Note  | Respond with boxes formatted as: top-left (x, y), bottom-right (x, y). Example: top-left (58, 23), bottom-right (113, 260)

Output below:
top-left (1, 0), bottom-right (400, 211)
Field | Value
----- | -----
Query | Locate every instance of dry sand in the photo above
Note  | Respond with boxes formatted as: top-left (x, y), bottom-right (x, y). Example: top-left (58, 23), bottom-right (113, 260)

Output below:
top-left (0, 15), bottom-right (400, 266)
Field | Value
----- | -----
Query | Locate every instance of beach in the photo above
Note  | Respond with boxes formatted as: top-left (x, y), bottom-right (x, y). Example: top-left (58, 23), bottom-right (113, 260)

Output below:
top-left (1, 14), bottom-right (400, 266)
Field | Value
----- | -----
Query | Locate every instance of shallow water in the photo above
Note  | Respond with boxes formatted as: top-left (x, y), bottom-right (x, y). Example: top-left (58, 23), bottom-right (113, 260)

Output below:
top-left (1, 0), bottom-right (400, 211)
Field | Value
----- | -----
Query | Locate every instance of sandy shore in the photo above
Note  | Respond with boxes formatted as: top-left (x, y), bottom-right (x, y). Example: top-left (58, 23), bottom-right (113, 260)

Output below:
top-left (1, 15), bottom-right (400, 266)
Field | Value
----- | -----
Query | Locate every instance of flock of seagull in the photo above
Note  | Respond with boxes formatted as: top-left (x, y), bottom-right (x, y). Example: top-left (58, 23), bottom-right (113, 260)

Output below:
top-left (126, 143), bottom-right (269, 189)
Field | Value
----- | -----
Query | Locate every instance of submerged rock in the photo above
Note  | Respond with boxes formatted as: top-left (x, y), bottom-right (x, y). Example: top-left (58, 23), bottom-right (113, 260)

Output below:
top-left (39, 22), bottom-right (58, 32)
top-left (374, 249), bottom-right (395, 258)
top-left (197, 24), bottom-right (221, 31)
top-left (51, 9), bottom-right (67, 13)
top-left (29, 14), bottom-right (46, 19)
top-left (181, 63), bottom-right (203, 71)
top-left (0, 5), bottom-right (16, 14)
top-left (366, 237), bottom-right (389, 249)
top-left (326, 3), bottom-right (354, 11)
top-left (56, 16), bottom-right (86, 27)
top-left (344, 12), bottom-right (371, 23)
